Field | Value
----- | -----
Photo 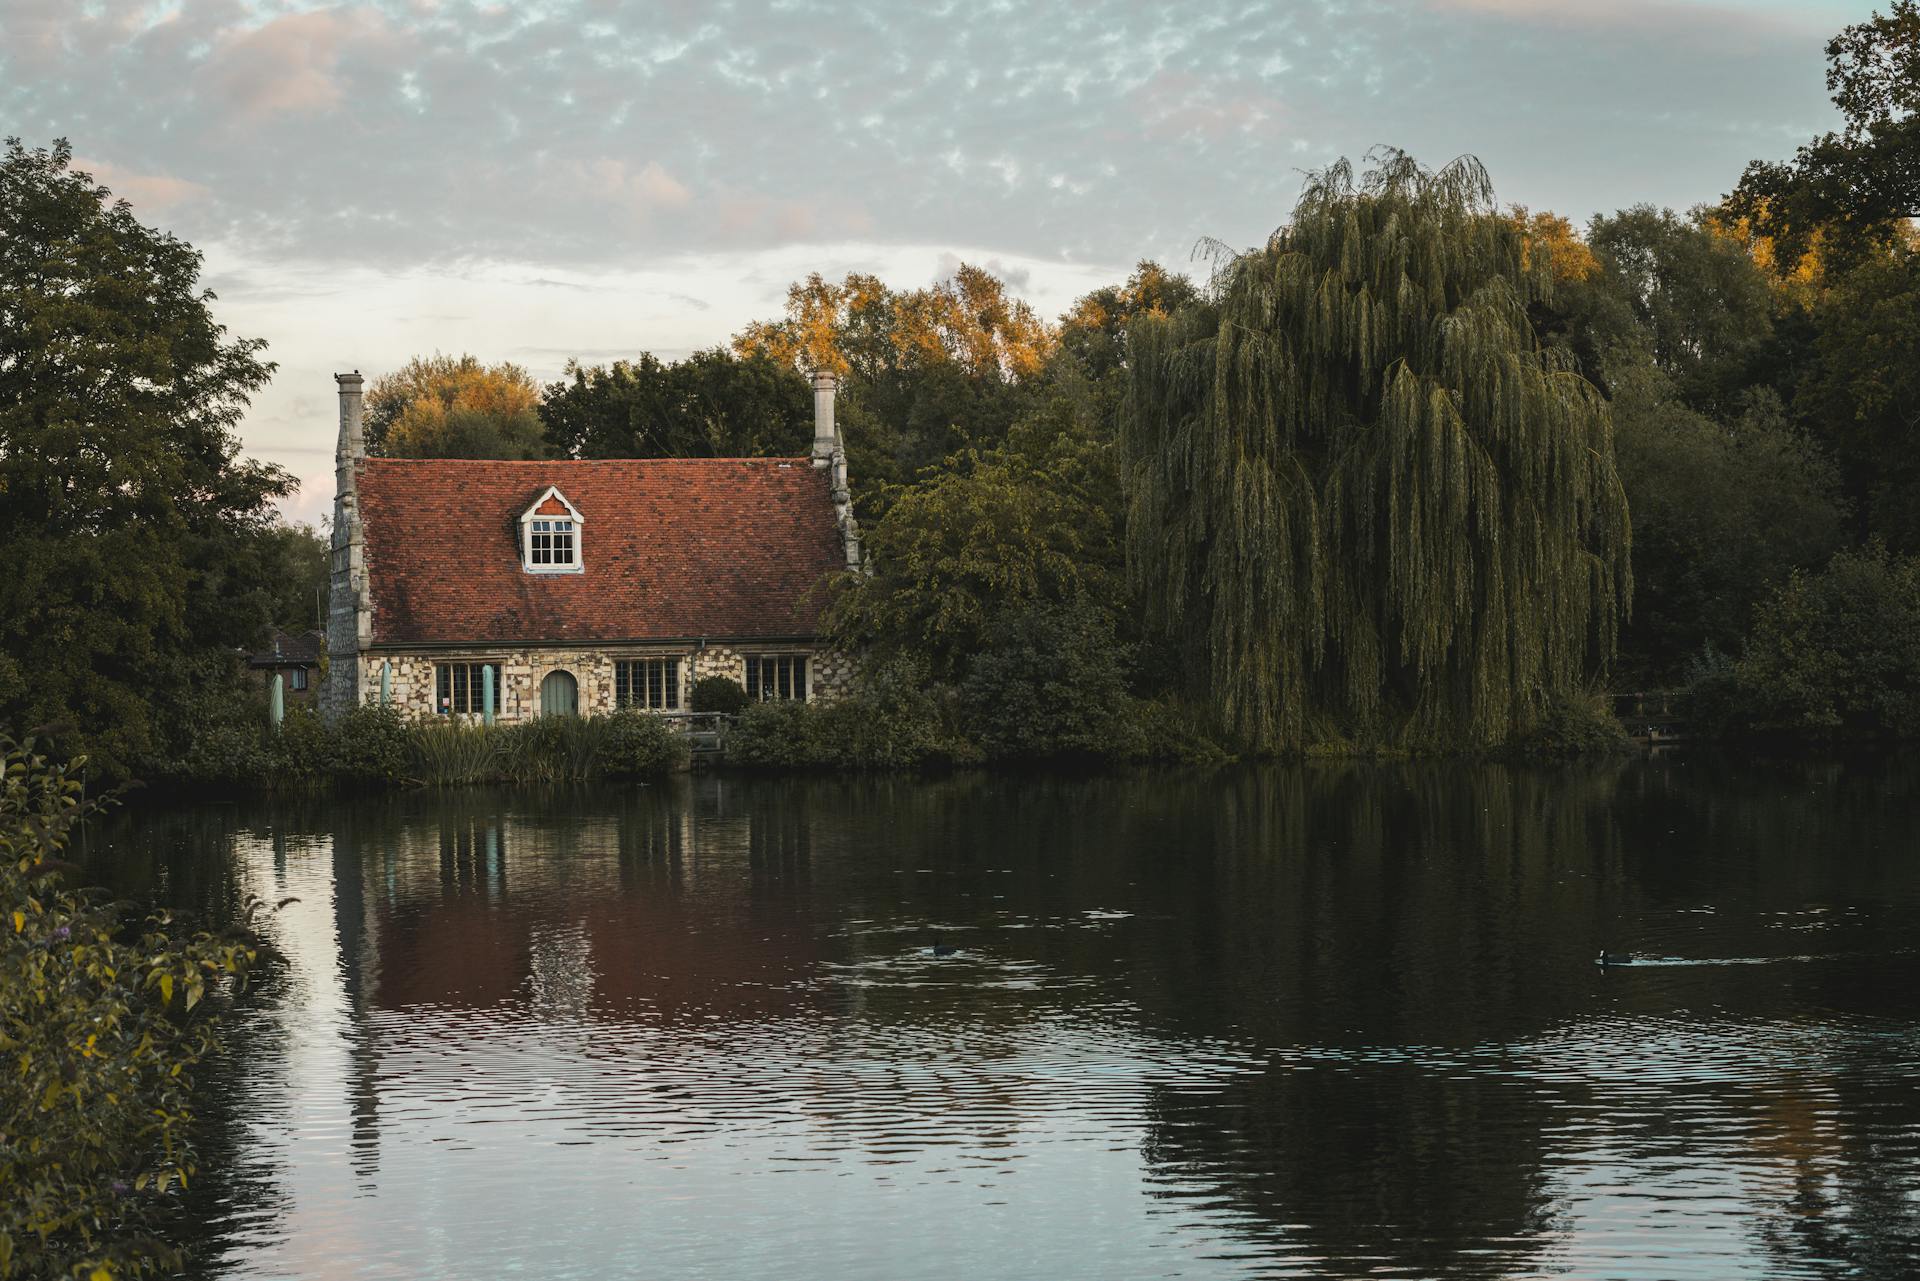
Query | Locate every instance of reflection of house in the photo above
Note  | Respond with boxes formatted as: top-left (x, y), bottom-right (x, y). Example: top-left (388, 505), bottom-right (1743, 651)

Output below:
top-left (320, 371), bottom-right (862, 721)
top-left (247, 629), bottom-right (323, 704)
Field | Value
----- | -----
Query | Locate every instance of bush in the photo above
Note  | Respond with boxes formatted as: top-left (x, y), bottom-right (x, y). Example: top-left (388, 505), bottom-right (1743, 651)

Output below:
top-left (1697, 544), bottom-right (1920, 740)
top-left (334, 702), bottom-right (411, 784)
top-left (959, 602), bottom-right (1147, 761)
top-left (690, 675), bottom-right (749, 714)
top-left (724, 659), bottom-right (976, 770)
top-left (600, 710), bottom-right (689, 778)
top-left (0, 736), bottom-right (259, 1279)
top-left (262, 705), bottom-right (337, 784)
top-left (724, 700), bottom-right (830, 768)
top-left (1505, 692), bottom-right (1632, 758)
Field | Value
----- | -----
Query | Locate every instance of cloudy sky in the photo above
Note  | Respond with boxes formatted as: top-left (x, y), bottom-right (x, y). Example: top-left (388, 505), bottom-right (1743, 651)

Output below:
top-left (0, 0), bottom-right (1876, 522)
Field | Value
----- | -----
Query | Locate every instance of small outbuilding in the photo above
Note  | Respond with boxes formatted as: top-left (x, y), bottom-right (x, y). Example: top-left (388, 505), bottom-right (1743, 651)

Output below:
top-left (248, 628), bottom-right (324, 705)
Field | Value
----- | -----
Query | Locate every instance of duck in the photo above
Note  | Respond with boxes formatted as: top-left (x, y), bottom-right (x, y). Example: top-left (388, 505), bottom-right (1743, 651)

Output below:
top-left (928, 935), bottom-right (959, 958)
top-left (1596, 950), bottom-right (1634, 967)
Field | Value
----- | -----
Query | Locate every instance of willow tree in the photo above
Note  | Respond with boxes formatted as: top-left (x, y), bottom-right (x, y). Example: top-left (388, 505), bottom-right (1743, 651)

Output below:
top-left (1125, 152), bottom-right (1631, 750)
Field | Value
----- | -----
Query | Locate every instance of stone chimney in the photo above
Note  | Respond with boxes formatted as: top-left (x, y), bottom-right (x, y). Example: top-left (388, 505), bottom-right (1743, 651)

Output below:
top-left (323, 372), bottom-right (371, 719)
top-left (810, 370), bottom-right (837, 465)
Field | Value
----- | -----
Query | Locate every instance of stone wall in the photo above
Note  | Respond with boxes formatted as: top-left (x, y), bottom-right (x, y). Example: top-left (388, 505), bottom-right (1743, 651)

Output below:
top-left (356, 643), bottom-right (852, 720)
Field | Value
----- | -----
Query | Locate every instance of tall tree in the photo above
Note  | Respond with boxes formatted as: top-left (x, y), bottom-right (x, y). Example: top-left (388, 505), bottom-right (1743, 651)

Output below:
top-left (541, 347), bottom-right (809, 458)
top-left (1796, 243), bottom-right (1920, 548)
top-left (1126, 152), bottom-right (1631, 750)
top-left (364, 354), bottom-right (549, 458)
top-left (735, 264), bottom-right (1055, 490)
top-left (0, 139), bottom-right (289, 776)
top-left (1728, 2), bottom-right (1920, 269)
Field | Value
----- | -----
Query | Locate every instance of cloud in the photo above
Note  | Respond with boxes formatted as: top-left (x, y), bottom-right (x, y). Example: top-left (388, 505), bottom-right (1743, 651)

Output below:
top-left (75, 157), bottom-right (210, 211)
top-left (202, 10), bottom-right (383, 122)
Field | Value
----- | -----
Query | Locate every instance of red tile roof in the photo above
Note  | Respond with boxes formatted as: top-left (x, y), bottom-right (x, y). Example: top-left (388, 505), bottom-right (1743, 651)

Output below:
top-left (357, 458), bottom-right (844, 645)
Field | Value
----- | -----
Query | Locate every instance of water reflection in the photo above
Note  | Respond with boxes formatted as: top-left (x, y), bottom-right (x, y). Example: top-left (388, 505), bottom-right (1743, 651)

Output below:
top-left (85, 756), bottom-right (1920, 1280)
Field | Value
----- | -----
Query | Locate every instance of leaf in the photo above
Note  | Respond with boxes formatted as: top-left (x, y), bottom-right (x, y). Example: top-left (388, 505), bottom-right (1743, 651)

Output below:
top-left (9, 911), bottom-right (20, 933)
top-left (159, 974), bottom-right (173, 1004)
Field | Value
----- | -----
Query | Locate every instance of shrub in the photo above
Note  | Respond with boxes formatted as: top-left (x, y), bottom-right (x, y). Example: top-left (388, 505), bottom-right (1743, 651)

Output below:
top-left (1505, 692), bottom-right (1632, 758)
top-left (334, 702), bottom-right (411, 784)
top-left (690, 674), bottom-right (749, 714)
top-left (959, 602), bottom-right (1147, 761)
top-left (724, 658), bottom-right (977, 770)
top-left (1128, 698), bottom-right (1232, 765)
top-left (599, 710), bottom-right (688, 778)
top-left (1701, 544), bottom-right (1920, 739)
top-left (0, 736), bottom-right (259, 1279)
top-left (262, 705), bottom-right (336, 785)
top-left (724, 701), bottom-right (831, 768)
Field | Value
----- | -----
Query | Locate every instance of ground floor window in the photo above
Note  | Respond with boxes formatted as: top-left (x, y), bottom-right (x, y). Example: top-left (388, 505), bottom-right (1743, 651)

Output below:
top-left (616, 657), bottom-right (681, 710)
top-left (437, 662), bottom-right (495, 714)
top-left (745, 653), bottom-right (807, 702)
top-left (290, 667), bottom-right (309, 691)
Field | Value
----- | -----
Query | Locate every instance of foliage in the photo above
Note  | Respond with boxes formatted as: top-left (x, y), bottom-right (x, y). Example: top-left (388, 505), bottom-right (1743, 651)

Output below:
top-left (724, 659), bottom-right (975, 770)
top-left (1699, 544), bottom-right (1920, 740)
top-left (407, 718), bottom-right (501, 786)
top-left (0, 736), bottom-right (258, 1279)
top-left (1728, 2), bottom-right (1920, 269)
top-left (0, 138), bottom-right (290, 779)
top-left (255, 522), bottom-right (331, 635)
top-left (828, 439), bottom-right (1121, 681)
top-left (597, 711), bottom-right (687, 778)
top-left (329, 703), bottom-right (412, 784)
top-left (364, 354), bottom-right (549, 459)
top-left (1126, 151), bottom-right (1632, 752)
top-left (735, 264), bottom-right (1055, 489)
top-left (1607, 363), bottom-right (1843, 680)
top-left (1795, 243), bottom-right (1920, 550)
top-left (541, 348), bottom-right (810, 459)
top-left (957, 603), bottom-right (1148, 762)
top-left (689, 674), bottom-right (749, 715)
top-left (1559, 206), bottom-right (1777, 410)
top-left (1502, 692), bottom-right (1632, 759)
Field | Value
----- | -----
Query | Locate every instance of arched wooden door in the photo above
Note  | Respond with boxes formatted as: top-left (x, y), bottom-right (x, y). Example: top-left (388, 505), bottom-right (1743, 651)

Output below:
top-left (540, 669), bottom-right (578, 716)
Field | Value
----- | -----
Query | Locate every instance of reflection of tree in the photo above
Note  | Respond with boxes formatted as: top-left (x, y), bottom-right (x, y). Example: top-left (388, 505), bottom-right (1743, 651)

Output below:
top-left (1146, 1062), bottom-right (1560, 1279)
top-left (1752, 1058), bottom-right (1920, 1276)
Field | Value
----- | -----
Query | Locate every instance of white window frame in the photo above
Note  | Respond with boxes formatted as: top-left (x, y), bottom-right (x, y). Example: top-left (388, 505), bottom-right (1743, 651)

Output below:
top-left (519, 486), bottom-right (585, 575)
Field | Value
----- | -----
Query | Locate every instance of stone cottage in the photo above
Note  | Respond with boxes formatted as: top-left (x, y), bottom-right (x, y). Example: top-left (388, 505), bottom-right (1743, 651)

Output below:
top-left (321, 370), bottom-right (861, 721)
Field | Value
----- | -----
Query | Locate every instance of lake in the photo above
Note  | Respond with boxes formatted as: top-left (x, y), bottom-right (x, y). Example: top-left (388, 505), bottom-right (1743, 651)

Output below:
top-left (85, 755), bottom-right (1920, 1279)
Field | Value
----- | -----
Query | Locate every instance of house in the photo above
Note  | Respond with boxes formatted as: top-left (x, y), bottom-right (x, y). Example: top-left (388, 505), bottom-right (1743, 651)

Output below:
top-left (321, 370), bottom-right (861, 721)
top-left (248, 628), bottom-right (324, 705)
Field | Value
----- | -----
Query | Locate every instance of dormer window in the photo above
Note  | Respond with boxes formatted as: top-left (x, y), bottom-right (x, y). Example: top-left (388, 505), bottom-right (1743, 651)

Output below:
top-left (530, 518), bottom-right (574, 566)
top-left (520, 486), bottom-right (585, 574)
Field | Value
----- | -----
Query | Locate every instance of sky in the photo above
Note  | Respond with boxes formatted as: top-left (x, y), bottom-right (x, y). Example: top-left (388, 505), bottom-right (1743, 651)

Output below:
top-left (0, 0), bottom-right (1881, 523)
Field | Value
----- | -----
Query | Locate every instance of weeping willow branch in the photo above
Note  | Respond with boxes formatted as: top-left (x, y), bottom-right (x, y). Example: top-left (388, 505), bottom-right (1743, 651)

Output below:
top-left (1125, 150), bottom-right (1632, 750)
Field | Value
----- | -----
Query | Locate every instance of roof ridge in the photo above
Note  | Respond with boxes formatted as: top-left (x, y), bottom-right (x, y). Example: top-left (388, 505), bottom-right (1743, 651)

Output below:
top-left (359, 456), bottom-right (813, 465)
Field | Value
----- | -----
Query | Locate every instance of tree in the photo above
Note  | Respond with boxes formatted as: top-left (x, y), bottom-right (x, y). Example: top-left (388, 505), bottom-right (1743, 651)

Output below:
top-left (1564, 207), bottom-right (1776, 410)
top-left (1607, 361), bottom-right (1843, 678)
top-left (541, 347), bottom-right (810, 458)
top-left (1795, 243), bottom-right (1920, 549)
top-left (1728, 2), bottom-right (1920, 269)
top-left (1126, 152), bottom-right (1632, 751)
top-left (1699, 544), bottom-right (1920, 739)
top-left (364, 354), bottom-right (549, 458)
top-left (827, 439), bottom-right (1120, 683)
top-left (256, 520), bottom-right (330, 634)
top-left (0, 139), bottom-right (290, 777)
top-left (734, 264), bottom-right (1056, 490)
